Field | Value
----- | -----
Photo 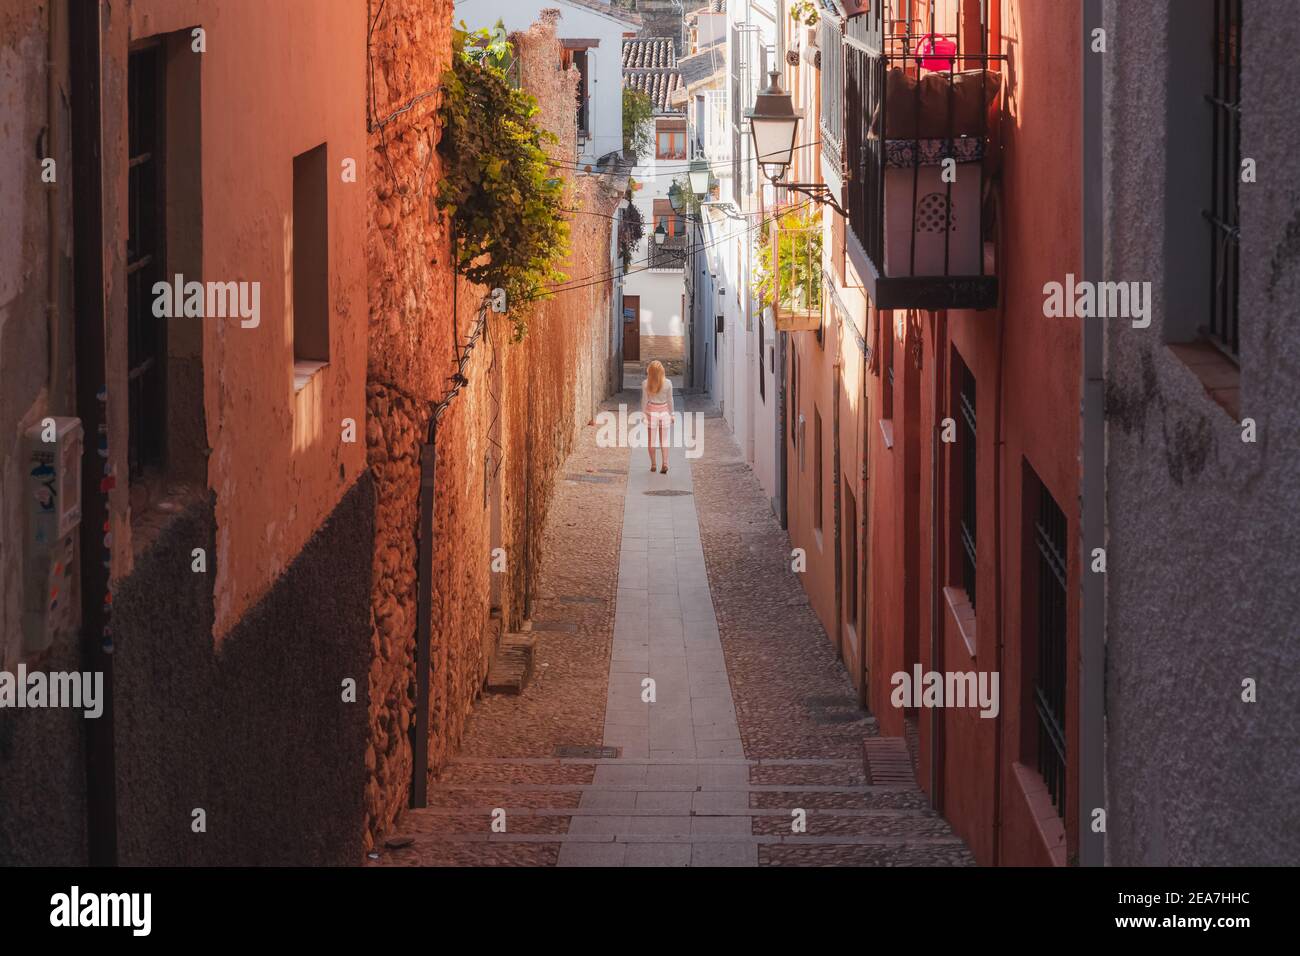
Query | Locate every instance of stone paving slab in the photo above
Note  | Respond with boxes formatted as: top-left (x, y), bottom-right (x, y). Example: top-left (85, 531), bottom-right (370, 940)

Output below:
top-left (559, 427), bottom-right (754, 867)
top-left (375, 390), bottom-right (974, 868)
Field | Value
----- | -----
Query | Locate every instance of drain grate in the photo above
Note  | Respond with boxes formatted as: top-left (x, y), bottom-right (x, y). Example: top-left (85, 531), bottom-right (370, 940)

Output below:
top-left (566, 473), bottom-right (615, 484)
top-left (863, 737), bottom-right (916, 786)
top-left (643, 489), bottom-right (694, 497)
top-left (555, 745), bottom-right (620, 759)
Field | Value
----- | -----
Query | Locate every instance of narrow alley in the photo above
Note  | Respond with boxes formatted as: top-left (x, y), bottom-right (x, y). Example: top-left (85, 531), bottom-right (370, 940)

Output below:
top-left (371, 376), bottom-right (971, 867)
top-left (3, 0), bottom-right (1294, 896)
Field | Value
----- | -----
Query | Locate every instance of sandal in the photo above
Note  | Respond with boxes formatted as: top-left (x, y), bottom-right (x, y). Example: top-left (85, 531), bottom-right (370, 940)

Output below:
top-left (660, 464), bottom-right (668, 474)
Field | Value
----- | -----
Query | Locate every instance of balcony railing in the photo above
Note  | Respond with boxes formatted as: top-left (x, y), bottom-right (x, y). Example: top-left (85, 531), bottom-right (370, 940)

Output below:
top-left (819, 17), bottom-right (845, 176)
top-left (840, 24), bottom-right (1004, 311)
top-left (754, 206), bottom-right (823, 333)
top-left (730, 22), bottom-right (765, 203)
top-left (699, 89), bottom-right (731, 164)
top-left (649, 234), bottom-right (688, 271)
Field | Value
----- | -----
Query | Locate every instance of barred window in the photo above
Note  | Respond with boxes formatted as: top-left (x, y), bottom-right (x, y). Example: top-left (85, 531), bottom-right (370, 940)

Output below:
top-left (955, 355), bottom-right (976, 609)
top-left (1029, 471), bottom-right (1068, 817)
top-left (126, 45), bottom-right (166, 480)
top-left (1204, 0), bottom-right (1241, 358)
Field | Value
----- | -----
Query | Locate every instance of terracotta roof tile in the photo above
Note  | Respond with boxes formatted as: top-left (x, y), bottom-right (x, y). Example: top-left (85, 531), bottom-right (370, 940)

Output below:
top-left (622, 37), bottom-right (684, 112)
top-left (622, 37), bottom-right (677, 69)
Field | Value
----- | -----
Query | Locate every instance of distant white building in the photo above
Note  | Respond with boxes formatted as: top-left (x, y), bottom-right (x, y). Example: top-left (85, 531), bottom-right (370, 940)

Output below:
top-left (622, 35), bottom-right (688, 372)
top-left (453, 0), bottom-right (640, 167)
top-left (685, 0), bottom-right (779, 507)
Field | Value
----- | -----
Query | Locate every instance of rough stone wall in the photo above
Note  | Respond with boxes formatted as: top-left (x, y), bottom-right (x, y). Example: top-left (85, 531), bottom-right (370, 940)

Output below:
top-left (363, 5), bottom-right (621, 849)
top-left (364, 0), bottom-right (473, 846)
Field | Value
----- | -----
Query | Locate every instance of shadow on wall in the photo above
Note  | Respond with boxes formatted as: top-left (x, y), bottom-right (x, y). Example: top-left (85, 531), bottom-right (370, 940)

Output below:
top-left (111, 474), bottom-right (375, 865)
top-left (0, 638), bottom-right (89, 865)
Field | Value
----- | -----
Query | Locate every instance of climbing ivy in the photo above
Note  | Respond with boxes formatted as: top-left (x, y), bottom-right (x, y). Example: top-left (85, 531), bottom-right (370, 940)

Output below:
top-left (623, 87), bottom-right (654, 161)
top-left (618, 201), bottom-right (644, 270)
top-left (438, 23), bottom-right (570, 339)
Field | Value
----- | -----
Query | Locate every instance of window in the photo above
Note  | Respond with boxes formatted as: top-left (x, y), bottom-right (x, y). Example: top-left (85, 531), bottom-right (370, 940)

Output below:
top-left (813, 406), bottom-right (824, 532)
top-left (1205, 0), bottom-right (1241, 358)
top-left (819, 16), bottom-right (844, 164)
top-left (954, 353), bottom-right (976, 609)
top-left (293, 143), bottom-right (329, 385)
top-left (656, 123), bottom-right (687, 159)
top-left (694, 93), bottom-right (705, 156)
top-left (1028, 469), bottom-right (1068, 817)
top-left (650, 198), bottom-right (685, 270)
top-left (791, 347), bottom-right (799, 450)
top-left (127, 45), bottom-right (166, 480)
top-left (574, 49), bottom-right (590, 135)
top-left (651, 198), bottom-right (682, 238)
top-left (880, 308), bottom-right (894, 420)
top-left (844, 483), bottom-right (858, 625)
top-left (815, 280), bottom-right (825, 348)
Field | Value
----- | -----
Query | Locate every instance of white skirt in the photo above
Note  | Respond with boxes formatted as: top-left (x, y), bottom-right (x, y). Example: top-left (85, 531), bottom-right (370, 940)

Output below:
top-left (645, 401), bottom-right (672, 428)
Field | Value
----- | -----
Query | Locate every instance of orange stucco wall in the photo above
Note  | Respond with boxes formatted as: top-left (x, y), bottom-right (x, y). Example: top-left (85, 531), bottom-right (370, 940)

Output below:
top-left (102, 0), bottom-right (370, 637)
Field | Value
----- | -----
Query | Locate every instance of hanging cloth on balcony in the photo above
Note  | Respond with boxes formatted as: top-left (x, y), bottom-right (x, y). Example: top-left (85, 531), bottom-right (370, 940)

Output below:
top-left (869, 67), bottom-right (1002, 141)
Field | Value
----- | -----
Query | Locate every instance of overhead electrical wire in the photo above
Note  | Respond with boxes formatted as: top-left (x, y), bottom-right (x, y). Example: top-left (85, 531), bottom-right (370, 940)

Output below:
top-left (525, 196), bottom-right (817, 301)
top-left (559, 201), bottom-right (785, 224)
top-left (542, 139), bottom-right (825, 177)
top-left (548, 196), bottom-right (816, 297)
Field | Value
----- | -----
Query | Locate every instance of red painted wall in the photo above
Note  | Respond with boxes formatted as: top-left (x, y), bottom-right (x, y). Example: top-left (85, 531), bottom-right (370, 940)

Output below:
top-left (860, 0), bottom-right (1083, 865)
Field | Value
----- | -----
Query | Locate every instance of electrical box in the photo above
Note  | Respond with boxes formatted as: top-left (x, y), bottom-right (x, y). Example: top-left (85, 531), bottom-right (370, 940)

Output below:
top-left (22, 417), bottom-right (83, 655)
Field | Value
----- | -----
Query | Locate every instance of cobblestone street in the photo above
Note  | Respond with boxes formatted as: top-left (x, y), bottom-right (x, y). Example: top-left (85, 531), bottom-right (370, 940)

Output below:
top-left (369, 386), bottom-right (972, 867)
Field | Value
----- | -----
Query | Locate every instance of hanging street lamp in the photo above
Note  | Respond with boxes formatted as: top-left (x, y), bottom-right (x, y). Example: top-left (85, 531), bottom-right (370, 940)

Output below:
top-left (688, 158), bottom-right (711, 199)
top-left (668, 180), bottom-right (686, 215)
top-left (745, 71), bottom-right (846, 217)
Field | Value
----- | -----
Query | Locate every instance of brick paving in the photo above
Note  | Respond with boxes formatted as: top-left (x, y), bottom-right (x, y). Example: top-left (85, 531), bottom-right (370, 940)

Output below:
top-left (370, 388), bottom-right (972, 867)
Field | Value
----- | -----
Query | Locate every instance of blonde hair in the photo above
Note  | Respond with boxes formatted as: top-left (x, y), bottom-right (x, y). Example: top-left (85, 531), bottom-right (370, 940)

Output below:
top-left (646, 360), bottom-right (665, 395)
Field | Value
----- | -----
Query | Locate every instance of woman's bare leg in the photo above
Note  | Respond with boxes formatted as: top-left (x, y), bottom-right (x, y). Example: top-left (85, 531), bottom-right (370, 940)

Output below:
top-left (647, 419), bottom-right (657, 470)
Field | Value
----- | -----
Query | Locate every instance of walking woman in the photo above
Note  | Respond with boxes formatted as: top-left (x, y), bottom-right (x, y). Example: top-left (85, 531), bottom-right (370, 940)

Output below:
top-left (641, 360), bottom-right (674, 473)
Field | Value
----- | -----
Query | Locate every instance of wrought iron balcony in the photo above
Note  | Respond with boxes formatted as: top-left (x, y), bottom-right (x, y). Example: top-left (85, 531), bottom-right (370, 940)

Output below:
top-left (840, 23), bottom-right (1004, 311)
top-left (819, 17), bottom-right (845, 178)
top-left (649, 234), bottom-right (688, 271)
top-left (757, 205), bottom-right (824, 333)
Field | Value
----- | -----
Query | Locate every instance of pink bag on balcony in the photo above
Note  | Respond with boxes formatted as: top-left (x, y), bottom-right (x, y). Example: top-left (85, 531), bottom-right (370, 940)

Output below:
top-left (915, 34), bottom-right (957, 72)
